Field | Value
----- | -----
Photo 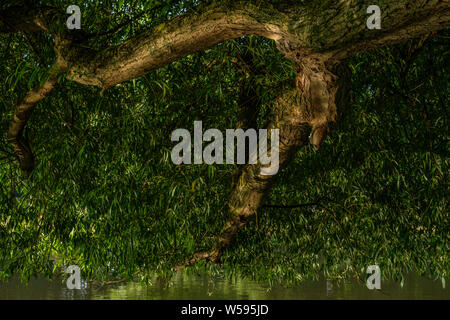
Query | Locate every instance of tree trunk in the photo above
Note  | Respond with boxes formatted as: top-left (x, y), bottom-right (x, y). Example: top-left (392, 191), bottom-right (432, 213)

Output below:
top-left (1, 0), bottom-right (448, 267)
top-left (196, 56), bottom-right (351, 263)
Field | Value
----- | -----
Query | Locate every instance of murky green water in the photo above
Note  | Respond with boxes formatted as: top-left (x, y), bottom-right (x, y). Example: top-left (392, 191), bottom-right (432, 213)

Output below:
top-left (0, 272), bottom-right (448, 300)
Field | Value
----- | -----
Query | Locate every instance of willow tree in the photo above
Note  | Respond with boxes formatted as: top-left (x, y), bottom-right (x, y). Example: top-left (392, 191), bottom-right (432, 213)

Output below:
top-left (0, 1), bottom-right (448, 282)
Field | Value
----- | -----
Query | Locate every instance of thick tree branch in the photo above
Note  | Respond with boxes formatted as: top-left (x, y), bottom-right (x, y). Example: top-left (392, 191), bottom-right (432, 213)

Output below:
top-left (328, 3), bottom-right (450, 60)
top-left (63, 1), bottom-right (449, 90)
top-left (175, 57), bottom-right (351, 268)
top-left (2, 2), bottom-right (449, 91)
top-left (65, 2), bottom-right (289, 89)
top-left (2, 0), bottom-right (449, 266)
top-left (7, 61), bottom-right (66, 178)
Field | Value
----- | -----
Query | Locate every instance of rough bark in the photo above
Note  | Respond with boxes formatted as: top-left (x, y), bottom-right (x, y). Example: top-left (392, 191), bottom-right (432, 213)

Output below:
top-left (65, 0), bottom-right (450, 89)
top-left (1, 0), bottom-right (449, 265)
top-left (186, 57), bottom-right (351, 265)
top-left (3, 2), bottom-right (448, 89)
top-left (7, 61), bottom-right (66, 178)
top-left (63, 2), bottom-right (290, 89)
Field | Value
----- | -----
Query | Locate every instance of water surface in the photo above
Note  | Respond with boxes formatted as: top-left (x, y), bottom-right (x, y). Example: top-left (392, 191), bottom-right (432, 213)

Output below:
top-left (0, 272), bottom-right (448, 300)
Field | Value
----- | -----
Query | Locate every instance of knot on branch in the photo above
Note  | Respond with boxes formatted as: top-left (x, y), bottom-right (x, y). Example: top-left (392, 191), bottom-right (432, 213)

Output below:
top-left (283, 53), bottom-right (351, 150)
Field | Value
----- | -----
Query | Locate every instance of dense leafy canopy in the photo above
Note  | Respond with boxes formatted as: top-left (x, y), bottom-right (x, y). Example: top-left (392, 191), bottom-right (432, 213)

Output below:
top-left (0, 1), bottom-right (448, 285)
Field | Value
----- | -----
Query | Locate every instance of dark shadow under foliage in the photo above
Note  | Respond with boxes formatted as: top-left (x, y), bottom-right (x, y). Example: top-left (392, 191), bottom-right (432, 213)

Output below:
top-left (0, 2), bottom-right (448, 285)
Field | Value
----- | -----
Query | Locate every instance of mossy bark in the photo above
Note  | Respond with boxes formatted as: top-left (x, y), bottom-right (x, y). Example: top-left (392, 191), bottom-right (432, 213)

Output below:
top-left (196, 56), bottom-right (351, 264)
top-left (1, 0), bottom-right (448, 263)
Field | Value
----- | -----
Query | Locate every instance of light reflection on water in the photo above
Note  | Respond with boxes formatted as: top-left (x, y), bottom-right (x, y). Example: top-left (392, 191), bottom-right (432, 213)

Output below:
top-left (0, 272), bottom-right (448, 300)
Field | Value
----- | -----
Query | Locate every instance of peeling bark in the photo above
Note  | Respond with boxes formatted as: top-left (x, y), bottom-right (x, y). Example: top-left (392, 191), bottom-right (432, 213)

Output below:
top-left (1, 2), bottom-right (448, 90)
top-left (186, 57), bottom-right (351, 265)
top-left (65, 0), bottom-right (449, 89)
top-left (291, 56), bottom-right (352, 150)
top-left (1, 1), bottom-right (449, 266)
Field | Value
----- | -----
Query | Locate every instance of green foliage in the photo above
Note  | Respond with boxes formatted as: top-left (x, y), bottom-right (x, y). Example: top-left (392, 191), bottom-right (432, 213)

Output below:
top-left (226, 33), bottom-right (449, 284)
top-left (0, 1), bottom-right (448, 285)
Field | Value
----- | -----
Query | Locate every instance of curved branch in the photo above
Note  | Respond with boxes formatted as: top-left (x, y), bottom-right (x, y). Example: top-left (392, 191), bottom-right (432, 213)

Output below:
top-left (66, 2), bottom-right (289, 89)
top-left (7, 62), bottom-right (66, 178)
top-left (3, 2), bottom-right (449, 92)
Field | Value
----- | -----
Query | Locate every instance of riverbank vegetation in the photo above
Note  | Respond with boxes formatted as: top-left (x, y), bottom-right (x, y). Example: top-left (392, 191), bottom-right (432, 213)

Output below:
top-left (0, 1), bottom-right (448, 284)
